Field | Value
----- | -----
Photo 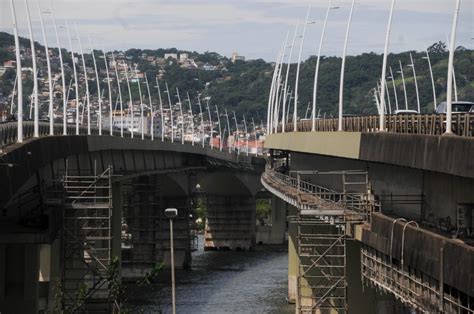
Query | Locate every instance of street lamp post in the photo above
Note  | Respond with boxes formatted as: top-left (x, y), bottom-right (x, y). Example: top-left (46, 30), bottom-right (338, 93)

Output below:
top-left (313, 0), bottom-right (338, 131)
top-left (268, 44), bottom-right (284, 134)
top-left (407, 53), bottom-right (420, 113)
top-left (225, 109), bottom-right (231, 153)
top-left (74, 24), bottom-right (91, 134)
top-left (388, 66), bottom-right (399, 111)
top-left (337, 0), bottom-right (355, 131)
top-left (175, 88), bottom-right (185, 144)
top-left (10, 0), bottom-right (23, 143)
top-left (267, 44), bottom-right (282, 134)
top-left (243, 115), bottom-right (249, 156)
top-left (24, 0), bottom-right (39, 137)
top-left (282, 23), bottom-right (299, 133)
top-left (251, 117), bottom-right (257, 156)
top-left (377, 81), bottom-right (386, 114)
top-left (36, 0), bottom-right (54, 135)
top-left (164, 208), bottom-right (178, 314)
top-left (64, 19), bottom-right (80, 135)
top-left (123, 64), bottom-right (134, 138)
top-left (445, 0), bottom-right (461, 135)
top-left (134, 66), bottom-right (144, 139)
top-left (186, 92), bottom-right (195, 146)
top-left (273, 33), bottom-right (289, 134)
top-left (379, 0), bottom-right (397, 131)
top-left (215, 105), bottom-right (222, 151)
top-left (422, 49), bottom-right (437, 111)
top-left (197, 96), bottom-right (204, 147)
top-left (155, 79), bottom-right (164, 142)
top-left (294, 5), bottom-right (311, 132)
top-left (206, 100), bottom-right (213, 149)
top-left (111, 52), bottom-right (124, 137)
top-left (88, 36), bottom-right (102, 134)
top-left (397, 60), bottom-right (408, 110)
top-left (286, 89), bottom-right (293, 124)
top-left (101, 48), bottom-right (113, 135)
top-left (232, 111), bottom-right (239, 154)
top-left (384, 78), bottom-right (392, 114)
top-left (48, 0), bottom-right (67, 135)
top-left (445, 34), bottom-right (459, 102)
top-left (144, 74), bottom-right (153, 140)
top-left (165, 83), bottom-right (174, 143)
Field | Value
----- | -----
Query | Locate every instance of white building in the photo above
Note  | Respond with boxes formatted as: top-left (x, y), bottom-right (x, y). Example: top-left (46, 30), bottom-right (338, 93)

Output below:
top-left (231, 52), bottom-right (245, 63)
top-left (179, 53), bottom-right (189, 62)
top-left (164, 53), bottom-right (178, 60)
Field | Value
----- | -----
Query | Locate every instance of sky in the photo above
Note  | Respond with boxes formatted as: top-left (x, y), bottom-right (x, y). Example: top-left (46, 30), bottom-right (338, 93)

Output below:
top-left (0, 0), bottom-right (473, 61)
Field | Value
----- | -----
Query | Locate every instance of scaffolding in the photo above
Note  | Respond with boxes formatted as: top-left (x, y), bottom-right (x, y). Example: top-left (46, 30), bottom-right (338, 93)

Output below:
top-left (296, 215), bottom-right (347, 313)
top-left (262, 169), bottom-right (378, 313)
top-left (61, 165), bottom-right (113, 311)
top-left (296, 171), bottom-right (375, 313)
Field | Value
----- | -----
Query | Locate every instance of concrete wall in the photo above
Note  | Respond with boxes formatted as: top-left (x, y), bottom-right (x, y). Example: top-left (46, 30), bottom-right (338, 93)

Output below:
top-left (265, 132), bottom-right (474, 179)
top-left (290, 152), bottom-right (474, 223)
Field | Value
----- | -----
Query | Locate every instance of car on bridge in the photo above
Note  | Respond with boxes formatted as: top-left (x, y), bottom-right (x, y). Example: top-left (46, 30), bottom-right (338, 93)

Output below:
top-left (394, 109), bottom-right (419, 115)
top-left (435, 101), bottom-right (474, 114)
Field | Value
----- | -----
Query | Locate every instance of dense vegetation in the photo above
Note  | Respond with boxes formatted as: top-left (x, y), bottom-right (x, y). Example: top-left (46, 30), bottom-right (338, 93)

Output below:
top-left (0, 31), bottom-right (472, 122)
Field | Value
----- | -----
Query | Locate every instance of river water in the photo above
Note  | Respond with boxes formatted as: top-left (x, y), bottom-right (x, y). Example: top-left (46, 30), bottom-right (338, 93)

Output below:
top-left (126, 235), bottom-right (294, 314)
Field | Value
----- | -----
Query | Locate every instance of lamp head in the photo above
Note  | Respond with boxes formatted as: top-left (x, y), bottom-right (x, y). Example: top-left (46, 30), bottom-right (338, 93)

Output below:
top-left (165, 208), bottom-right (178, 218)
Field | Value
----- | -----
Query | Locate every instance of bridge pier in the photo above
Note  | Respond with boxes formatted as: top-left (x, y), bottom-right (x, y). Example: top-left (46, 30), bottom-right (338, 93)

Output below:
top-left (0, 244), bottom-right (40, 314)
top-left (121, 175), bottom-right (192, 279)
top-left (287, 205), bottom-right (298, 304)
top-left (204, 194), bottom-right (255, 251)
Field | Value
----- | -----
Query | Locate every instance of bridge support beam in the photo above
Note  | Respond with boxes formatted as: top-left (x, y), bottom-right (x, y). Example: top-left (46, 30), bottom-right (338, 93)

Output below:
top-left (204, 195), bottom-right (255, 251)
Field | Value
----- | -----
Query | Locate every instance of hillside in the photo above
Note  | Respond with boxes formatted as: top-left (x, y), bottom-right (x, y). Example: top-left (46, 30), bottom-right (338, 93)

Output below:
top-left (0, 31), bottom-right (472, 122)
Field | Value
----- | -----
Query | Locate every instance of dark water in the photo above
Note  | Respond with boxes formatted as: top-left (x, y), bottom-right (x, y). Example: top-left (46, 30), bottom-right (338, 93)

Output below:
top-left (126, 236), bottom-right (294, 314)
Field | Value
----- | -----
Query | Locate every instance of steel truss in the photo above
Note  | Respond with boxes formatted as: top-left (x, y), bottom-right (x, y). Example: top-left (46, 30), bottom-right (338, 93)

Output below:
top-left (61, 165), bottom-right (113, 311)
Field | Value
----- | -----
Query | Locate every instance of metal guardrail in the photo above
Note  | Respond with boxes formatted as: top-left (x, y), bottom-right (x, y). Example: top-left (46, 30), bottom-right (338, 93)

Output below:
top-left (278, 113), bottom-right (474, 137)
top-left (263, 169), bottom-right (378, 216)
top-left (0, 121), bottom-right (256, 165)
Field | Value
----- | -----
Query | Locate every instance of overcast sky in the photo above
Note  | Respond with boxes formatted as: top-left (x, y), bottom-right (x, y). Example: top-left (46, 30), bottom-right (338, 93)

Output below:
top-left (0, 0), bottom-right (473, 61)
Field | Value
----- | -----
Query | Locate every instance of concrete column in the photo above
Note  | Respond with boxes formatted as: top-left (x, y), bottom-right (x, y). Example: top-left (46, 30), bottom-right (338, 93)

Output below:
top-left (122, 176), bottom-right (192, 278)
top-left (287, 205), bottom-right (298, 304)
top-left (270, 196), bottom-right (287, 244)
top-left (0, 244), bottom-right (40, 314)
top-left (205, 194), bottom-right (255, 251)
top-left (122, 176), bottom-right (161, 278)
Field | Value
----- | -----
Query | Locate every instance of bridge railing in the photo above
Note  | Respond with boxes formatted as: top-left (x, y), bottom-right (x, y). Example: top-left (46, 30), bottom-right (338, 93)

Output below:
top-left (278, 113), bottom-right (474, 137)
top-left (264, 169), bottom-right (378, 216)
top-left (0, 122), bottom-right (257, 164)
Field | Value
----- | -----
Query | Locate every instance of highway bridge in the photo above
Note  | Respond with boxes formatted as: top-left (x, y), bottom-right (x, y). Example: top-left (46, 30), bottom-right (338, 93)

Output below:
top-left (263, 115), bottom-right (474, 313)
top-left (1, 114), bottom-right (473, 313)
top-left (0, 122), bottom-right (267, 313)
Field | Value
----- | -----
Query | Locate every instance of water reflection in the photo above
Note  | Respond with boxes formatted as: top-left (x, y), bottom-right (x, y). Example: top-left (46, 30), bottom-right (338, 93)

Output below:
top-left (126, 236), bottom-right (294, 313)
